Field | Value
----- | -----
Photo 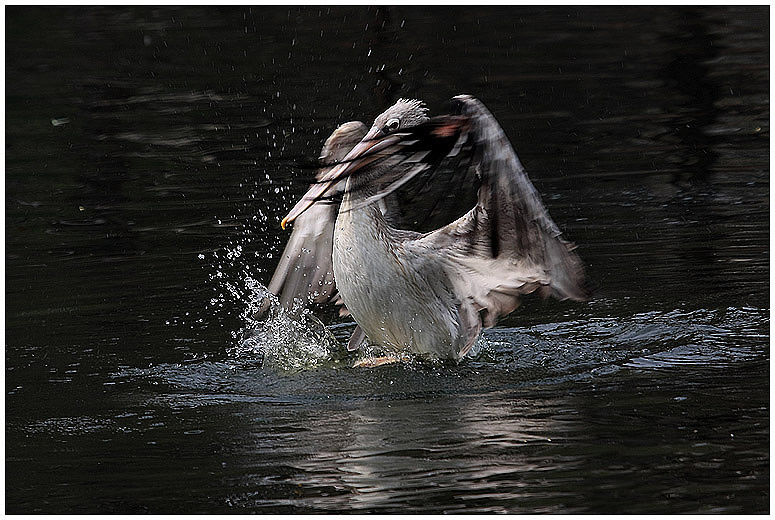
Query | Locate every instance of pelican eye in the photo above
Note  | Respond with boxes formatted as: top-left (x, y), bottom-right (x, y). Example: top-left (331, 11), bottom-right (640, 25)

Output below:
top-left (383, 118), bottom-right (401, 133)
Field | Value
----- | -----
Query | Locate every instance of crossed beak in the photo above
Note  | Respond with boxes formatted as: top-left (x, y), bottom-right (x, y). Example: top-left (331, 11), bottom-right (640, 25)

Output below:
top-left (280, 130), bottom-right (403, 229)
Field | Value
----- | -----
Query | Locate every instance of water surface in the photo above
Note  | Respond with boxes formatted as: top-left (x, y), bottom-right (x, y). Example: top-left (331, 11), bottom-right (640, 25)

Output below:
top-left (5, 6), bottom-right (769, 514)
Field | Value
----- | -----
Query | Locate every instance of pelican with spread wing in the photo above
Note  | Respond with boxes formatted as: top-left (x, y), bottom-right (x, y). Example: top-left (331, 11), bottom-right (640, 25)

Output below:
top-left (269, 95), bottom-right (587, 363)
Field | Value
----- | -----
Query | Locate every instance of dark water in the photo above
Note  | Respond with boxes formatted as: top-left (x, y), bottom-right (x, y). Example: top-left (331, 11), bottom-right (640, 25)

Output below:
top-left (5, 6), bottom-right (769, 514)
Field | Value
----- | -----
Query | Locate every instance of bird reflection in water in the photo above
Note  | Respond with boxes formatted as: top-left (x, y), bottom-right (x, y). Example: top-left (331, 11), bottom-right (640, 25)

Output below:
top-left (270, 95), bottom-right (587, 366)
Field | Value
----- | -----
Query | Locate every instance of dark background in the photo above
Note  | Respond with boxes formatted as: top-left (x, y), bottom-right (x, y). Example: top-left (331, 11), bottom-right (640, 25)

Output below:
top-left (6, 6), bottom-right (769, 513)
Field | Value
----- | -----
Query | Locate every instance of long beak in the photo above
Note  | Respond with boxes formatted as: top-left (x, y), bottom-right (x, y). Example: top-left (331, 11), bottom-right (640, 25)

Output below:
top-left (280, 179), bottom-right (336, 230)
top-left (281, 132), bottom-right (403, 229)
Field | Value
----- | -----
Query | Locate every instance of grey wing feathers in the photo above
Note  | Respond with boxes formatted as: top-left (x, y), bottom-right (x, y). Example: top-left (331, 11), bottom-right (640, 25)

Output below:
top-left (415, 95), bottom-right (587, 329)
top-left (267, 121), bottom-right (368, 315)
top-left (268, 96), bottom-right (586, 357)
top-left (267, 200), bottom-right (339, 310)
top-left (346, 325), bottom-right (367, 352)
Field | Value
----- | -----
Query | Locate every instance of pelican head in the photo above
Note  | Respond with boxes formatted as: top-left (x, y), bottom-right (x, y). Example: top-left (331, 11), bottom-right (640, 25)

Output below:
top-left (365, 98), bottom-right (429, 139)
top-left (282, 99), bottom-right (430, 229)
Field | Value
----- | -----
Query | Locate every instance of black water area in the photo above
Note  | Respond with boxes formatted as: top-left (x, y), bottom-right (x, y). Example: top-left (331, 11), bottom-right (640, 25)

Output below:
top-left (5, 6), bottom-right (769, 514)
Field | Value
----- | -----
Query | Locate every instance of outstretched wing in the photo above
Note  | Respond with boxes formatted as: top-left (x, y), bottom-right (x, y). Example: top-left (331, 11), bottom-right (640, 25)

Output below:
top-left (267, 121), bottom-right (368, 315)
top-left (270, 95), bottom-right (587, 356)
top-left (406, 95), bottom-right (588, 351)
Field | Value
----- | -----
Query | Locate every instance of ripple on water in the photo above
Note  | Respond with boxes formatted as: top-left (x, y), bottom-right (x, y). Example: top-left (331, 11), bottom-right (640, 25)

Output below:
top-left (622, 307), bottom-right (768, 369)
top-left (112, 298), bottom-right (768, 405)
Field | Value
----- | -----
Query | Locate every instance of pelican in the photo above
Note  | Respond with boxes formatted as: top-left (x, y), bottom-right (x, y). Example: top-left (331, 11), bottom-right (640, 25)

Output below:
top-left (269, 95), bottom-right (587, 364)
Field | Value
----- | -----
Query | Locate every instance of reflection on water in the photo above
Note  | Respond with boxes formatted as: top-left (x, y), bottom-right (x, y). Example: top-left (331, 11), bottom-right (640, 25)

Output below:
top-left (5, 5), bottom-right (769, 515)
top-left (97, 305), bottom-right (767, 514)
top-left (290, 395), bottom-right (578, 514)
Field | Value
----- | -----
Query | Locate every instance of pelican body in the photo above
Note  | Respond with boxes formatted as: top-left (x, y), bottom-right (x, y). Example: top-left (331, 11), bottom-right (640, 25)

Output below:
top-left (333, 190), bottom-right (470, 359)
top-left (270, 96), bottom-right (587, 362)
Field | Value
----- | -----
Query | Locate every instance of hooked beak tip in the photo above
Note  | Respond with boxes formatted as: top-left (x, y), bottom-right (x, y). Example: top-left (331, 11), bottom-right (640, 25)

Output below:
top-left (280, 216), bottom-right (289, 230)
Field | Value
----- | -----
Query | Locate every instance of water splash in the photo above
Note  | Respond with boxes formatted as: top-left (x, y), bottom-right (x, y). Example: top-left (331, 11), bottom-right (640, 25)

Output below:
top-left (230, 278), bottom-right (345, 372)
